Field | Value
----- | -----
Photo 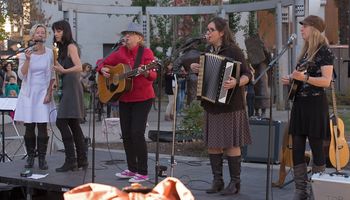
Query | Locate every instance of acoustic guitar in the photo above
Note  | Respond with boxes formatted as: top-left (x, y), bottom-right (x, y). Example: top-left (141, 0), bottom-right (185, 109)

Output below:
top-left (98, 61), bottom-right (160, 103)
top-left (329, 80), bottom-right (349, 171)
top-left (287, 60), bottom-right (309, 101)
top-left (272, 125), bottom-right (293, 188)
top-left (273, 123), bottom-right (312, 188)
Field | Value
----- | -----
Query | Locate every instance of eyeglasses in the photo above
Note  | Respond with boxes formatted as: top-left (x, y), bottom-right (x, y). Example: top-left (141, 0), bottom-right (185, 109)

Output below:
top-left (206, 28), bottom-right (217, 33)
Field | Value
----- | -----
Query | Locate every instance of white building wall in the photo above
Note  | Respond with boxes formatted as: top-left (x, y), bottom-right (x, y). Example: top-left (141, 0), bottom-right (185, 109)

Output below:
top-left (40, 0), bottom-right (133, 66)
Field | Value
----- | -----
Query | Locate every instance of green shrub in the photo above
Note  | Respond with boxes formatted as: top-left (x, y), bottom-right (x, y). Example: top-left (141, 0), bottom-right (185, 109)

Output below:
top-left (178, 101), bottom-right (204, 139)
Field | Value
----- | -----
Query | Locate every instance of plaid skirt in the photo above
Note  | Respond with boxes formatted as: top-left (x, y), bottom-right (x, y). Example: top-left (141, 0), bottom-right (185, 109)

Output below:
top-left (204, 109), bottom-right (252, 148)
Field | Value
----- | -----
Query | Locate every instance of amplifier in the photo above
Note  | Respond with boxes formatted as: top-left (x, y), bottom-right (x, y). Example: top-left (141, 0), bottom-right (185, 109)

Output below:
top-left (311, 173), bottom-right (350, 200)
top-left (242, 119), bottom-right (287, 164)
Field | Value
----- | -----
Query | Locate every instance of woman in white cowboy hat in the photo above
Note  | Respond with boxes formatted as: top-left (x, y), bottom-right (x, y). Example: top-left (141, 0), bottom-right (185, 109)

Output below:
top-left (97, 22), bottom-right (157, 183)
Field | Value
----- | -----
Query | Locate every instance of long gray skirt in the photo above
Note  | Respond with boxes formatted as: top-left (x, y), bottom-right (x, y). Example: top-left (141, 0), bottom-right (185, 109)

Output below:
top-left (204, 109), bottom-right (252, 148)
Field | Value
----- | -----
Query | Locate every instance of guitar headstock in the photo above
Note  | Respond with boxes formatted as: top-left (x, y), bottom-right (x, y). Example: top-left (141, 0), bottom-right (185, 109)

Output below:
top-left (53, 43), bottom-right (59, 64)
top-left (140, 60), bottom-right (161, 71)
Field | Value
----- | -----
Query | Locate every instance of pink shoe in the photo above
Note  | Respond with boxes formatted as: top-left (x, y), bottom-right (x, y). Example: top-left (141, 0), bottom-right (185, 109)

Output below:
top-left (115, 169), bottom-right (136, 179)
top-left (128, 173), bottom-right (149, 183)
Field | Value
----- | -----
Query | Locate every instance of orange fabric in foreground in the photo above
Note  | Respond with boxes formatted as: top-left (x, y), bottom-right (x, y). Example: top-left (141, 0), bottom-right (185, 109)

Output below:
top-left (64, 177), bottom-right (195, 200)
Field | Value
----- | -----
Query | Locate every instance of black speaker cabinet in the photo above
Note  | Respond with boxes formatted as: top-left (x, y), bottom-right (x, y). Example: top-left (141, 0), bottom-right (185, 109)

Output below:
top-left (242, 120), bottom-right (287, 164)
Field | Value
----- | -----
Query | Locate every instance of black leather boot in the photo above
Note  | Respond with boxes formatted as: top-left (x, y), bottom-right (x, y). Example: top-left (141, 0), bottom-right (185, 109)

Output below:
top-left (76, 137), bottom-right (88, 169)
top-left (24, 135), bottom-right (36, 168)
top-left (293, 163), bottom-right (309, 200)
top-left (37, 136), bottom-right (49, 170)
top-left (221, 156), bottom-right (241, 195)
top-left (56, 138), bottom-right (78, 172)
top-left (56, 157), bottom-right (78, 172)
top-left (206, 154), bottom-right (224, 194)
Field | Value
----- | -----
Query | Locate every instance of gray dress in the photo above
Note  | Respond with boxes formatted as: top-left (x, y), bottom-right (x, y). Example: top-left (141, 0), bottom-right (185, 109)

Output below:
top-left (57, 56), bottom-right (84, 119)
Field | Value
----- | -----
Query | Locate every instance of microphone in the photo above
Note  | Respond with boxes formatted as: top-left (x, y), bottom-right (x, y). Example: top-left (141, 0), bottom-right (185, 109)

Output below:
top-left (16, 41), bottom-right (38, 54)
top-left (34, 39), bottom-right (45, 43)
top-left (286, 33), bottom-right (297, 46)
top-left (112, 38), bottom-right (126, 49)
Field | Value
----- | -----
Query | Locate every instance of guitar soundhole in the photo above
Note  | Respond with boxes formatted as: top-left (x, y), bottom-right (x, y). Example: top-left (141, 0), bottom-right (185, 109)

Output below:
top-left (109, 83), bottom-right (118, 92)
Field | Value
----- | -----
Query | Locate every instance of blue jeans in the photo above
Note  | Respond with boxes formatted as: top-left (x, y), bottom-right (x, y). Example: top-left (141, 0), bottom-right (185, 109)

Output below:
top-left (176, 79), bottom-right (186, 112)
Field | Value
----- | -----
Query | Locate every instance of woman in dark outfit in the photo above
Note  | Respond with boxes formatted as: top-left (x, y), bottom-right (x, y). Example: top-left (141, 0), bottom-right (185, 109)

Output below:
top-left (281, 15), bottom-right (334, 199)
top-left (191, 17), bottom-right (252, 196)
top-left (52, 20), bottom-right (88, 172)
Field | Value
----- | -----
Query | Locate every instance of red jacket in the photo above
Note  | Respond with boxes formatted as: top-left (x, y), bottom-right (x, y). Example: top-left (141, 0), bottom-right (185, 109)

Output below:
top-left (96, 45), bottom-right (157, 102)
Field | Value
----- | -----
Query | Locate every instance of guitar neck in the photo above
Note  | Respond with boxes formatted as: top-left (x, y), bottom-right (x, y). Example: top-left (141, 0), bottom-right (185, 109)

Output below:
top-left (123, 62), bottom-right (157, 79)
top-left (331, 81), bottom-right (338, 124)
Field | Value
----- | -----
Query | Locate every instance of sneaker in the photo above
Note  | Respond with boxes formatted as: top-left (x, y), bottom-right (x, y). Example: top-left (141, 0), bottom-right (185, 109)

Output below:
top-left (115, 170), bottom-right (136, 179)
top-left (128, 173), bottom-right (149, 183)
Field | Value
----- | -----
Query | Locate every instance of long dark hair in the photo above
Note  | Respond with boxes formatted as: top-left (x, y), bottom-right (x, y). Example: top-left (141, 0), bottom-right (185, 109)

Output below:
top-left (52, 20), bottom-right (78, 59)
top-left (210, 17), bottom-right (236, 47)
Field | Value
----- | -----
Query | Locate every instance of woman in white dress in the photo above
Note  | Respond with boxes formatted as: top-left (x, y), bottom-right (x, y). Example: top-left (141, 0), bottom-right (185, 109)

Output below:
top-left (14, 24), bottom-right (56, 170)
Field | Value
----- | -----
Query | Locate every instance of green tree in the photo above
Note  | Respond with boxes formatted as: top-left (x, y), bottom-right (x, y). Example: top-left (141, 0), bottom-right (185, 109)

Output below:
top-left (334, 0), bottom-right (349, 44)
top-left (0, 0), bottom-right (8, 41)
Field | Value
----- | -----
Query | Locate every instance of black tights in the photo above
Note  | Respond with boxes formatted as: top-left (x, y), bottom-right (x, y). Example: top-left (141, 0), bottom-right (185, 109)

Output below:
top-left (292, 135), bottom-right (325, 166)
top-left (56, 118), bottom-right (83, 140)
top-left (24, 123), bottom-right (48, 138)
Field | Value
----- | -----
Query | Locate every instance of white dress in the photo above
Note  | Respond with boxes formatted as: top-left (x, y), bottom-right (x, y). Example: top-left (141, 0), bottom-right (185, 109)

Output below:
top-left (14, 47), bottom-right (57, 123)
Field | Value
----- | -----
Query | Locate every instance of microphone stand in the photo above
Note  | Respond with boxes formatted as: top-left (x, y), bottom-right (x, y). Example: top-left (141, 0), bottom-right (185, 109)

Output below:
top-left (90, 43), bottom-right (122, 182)
top-left (154, 42), bottom-right (198, 184)
top-left (170, 74), bottom-right (178, 177)
top-left (154, 56), bottom-right (163, 184)
top-left (3, 44), bottom-right (37, 60)
top-left (252, 43), bottom-right (292, 200)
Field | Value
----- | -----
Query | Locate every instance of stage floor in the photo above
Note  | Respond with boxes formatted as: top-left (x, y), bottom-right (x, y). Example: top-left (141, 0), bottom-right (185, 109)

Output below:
top-left (0, 149), bottom-right (302, 200)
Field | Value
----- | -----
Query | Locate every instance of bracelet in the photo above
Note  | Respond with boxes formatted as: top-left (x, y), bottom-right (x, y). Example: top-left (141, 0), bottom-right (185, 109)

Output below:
top-left (304, 74), bottom-right (309, 83)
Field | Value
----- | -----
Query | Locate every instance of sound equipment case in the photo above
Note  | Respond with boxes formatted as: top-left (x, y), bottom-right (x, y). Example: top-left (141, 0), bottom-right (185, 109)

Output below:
top-left (311, 173), bottom-right (350, 200)
top-left (242, 119), bottom-right (287, 164)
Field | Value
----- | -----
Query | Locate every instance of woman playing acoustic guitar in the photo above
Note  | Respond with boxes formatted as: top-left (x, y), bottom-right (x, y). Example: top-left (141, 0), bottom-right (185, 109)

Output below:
top-left (281, 15), bottom-right (334, 200)
top-left (97, 22), bottom-right (157, 183)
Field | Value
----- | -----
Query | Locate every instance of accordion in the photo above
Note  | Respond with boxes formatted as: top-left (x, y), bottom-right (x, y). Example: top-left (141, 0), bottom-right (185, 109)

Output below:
top-left (196, 53), bottom-right (241, 104)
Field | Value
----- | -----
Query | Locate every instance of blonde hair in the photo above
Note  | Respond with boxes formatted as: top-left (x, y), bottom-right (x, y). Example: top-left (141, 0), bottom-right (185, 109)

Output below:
top-left (298, 26), bottom-right (329, 62)
top-left (29, 24), bottom-right (47, 39)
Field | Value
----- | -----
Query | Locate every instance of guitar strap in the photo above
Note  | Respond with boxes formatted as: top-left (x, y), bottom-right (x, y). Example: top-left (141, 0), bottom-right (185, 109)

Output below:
top-left (134, 46), bottom-right (145, 69)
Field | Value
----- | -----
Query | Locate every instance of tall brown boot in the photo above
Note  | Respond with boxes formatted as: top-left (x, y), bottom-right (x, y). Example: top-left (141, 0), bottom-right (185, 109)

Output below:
top-left (293, 163), bottom-right (309, 200)
top-left (311, 164), bottom-right (325, 174)
top-left (206, 154), bottom-right (224, 194)
top-left (221, 156), bottom-right (241, 195)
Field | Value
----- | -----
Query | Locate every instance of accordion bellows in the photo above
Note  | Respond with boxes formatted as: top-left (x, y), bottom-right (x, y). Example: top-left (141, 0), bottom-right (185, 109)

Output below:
top-left (197, 53), bottom-right (241, 104)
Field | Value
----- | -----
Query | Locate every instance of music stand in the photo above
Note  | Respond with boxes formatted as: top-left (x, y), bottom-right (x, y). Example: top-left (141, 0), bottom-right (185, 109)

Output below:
top-left (0, 97), bottom-right (18, 162)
